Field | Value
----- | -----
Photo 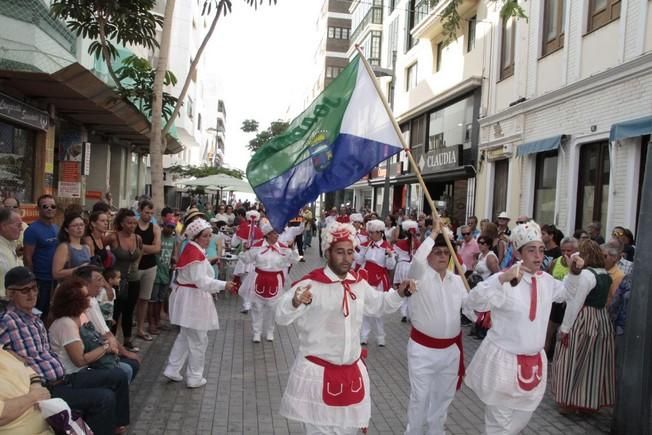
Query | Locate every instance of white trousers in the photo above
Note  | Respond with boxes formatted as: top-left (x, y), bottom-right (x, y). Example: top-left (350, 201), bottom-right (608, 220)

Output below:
top-left (405, 339), bottom-right (459, 435)
top-left (252, 297), bottom-right (278, 336)
top-left (400, 298), bottom-right (411, 319)
top-left (165, 327), bottom-right (208, 385)
top-left (484, 405), bottom-right (533, 435)
top-left (360, 316), bottom-right (385, 342)
top-left (304, 423), bottom-right (359, 435)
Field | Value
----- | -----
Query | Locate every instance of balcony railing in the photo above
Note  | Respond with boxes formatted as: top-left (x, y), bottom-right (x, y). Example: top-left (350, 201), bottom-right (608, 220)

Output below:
top-left (0, 0), bottom-right (77, 55)
top-left (414, 0), bottom-right (441, 28)
top-left (351, 6), bottom-right (383, 43)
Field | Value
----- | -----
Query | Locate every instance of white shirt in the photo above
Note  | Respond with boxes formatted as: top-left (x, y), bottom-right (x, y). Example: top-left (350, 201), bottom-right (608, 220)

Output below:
top-left (85, 297), bottom-right (110, 335)
top-left (560, 268), bottom-right (607, 334)
top-left (465, 271), bottom-right (581, 355)
top-left (49, 317), bottom-right (84, 374)
top-left (408, 237), bottom-right (472, 338)
top-left (240, 240), bottom-right (298, 271)
top-left (275, 266), bottom-right (403, 365)
top-left (355, 240), bottom-right (396, 270)
top-left (279, 224), bottom-right (304, 246)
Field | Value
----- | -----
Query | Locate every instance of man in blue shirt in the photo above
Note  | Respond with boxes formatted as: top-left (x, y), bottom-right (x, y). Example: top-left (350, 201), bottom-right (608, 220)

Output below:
top-left (23, 194), bottom-right (59, 319)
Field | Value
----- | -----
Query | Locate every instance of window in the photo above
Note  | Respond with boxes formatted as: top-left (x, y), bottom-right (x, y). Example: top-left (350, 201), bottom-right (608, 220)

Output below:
top-left (334, 27), bottom-right (342, 39)
top-left (0, 121), bottom-right (35, 203)
top-left (197, 113), bottom-right (202, 131)
top-left (588, 0), bottom-right (621, 33)
top-left (436, 42), bottom-right (444, 72)
top-left (389, 0), bottom-right (396, 13)
top-left (343, 28), bottom-right (349, 40)
top-left (406, 63), bottom-right (418, 91)
top-left (326, 66), bottom-right (342, 79)
top-left (187, 97), bottom-right (194, 119)
top-left (405, 0), bottom-right (417, 52)
top-left (328, 26), bottom-right (350, 40)
top-left (467, 15), bottom-right (477, 53)
top-left (542, 0), bottom-right (565, 56)
top-left (576, 141), bottom-right (610, 232)
top-left (328, 27), bottom-right (335, 38)
top-left (492, 159), bottom-right (509, 221)
top-left (533, 151), bottom-right (558, 224)
top-left (500, 16), bottom-right (516, 80)
top-left (409, 115), bottom-right (426, 170)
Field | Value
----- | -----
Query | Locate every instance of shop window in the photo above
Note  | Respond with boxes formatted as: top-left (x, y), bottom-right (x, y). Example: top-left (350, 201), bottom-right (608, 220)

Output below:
top-left (576, 141), bottom-right (610, 233)
top-left (533, 151), bottom-right (558, 225)
top-left (542, 0), bottom-right (565, 56)
top-left (587, 0), bottom-right (621, 33)
top-left (406, 62), bottom-right (418, 91)
top-left (467, 15), bottom-right (477, 53)
top-left (492, 159), bottom-right (509, 220)
top-left (500, 16), bottom-right (516, 80)
top-left (0, 121), bottom-right (35, 203)
top-left (436, 41), bottom-right (444, 72)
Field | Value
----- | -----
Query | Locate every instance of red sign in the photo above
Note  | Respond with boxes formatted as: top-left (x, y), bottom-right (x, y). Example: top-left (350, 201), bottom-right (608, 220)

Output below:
top-left (61, 161), bottom-right (80, 182)
top-left (86, 191), bottom-right (103, 200)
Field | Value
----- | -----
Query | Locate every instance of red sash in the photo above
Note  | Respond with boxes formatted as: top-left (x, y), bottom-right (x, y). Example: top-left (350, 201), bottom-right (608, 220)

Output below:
top-left (516, 352), bottom-right (543, 391)
top-left (306, 355), bottom-right (365, 406)
top-left (363, 261), bottom-right (390, 291)
top-left (410, 327), bottom-right (465, 390)
top-left (254, 268), bottom-right (284, 298)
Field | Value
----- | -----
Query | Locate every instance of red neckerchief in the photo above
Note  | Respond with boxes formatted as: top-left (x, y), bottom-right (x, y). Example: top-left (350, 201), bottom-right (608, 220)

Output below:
top-left (292, 268), bottom-right (364, 317)
top-left (176, 242), bottom-right (205, 269)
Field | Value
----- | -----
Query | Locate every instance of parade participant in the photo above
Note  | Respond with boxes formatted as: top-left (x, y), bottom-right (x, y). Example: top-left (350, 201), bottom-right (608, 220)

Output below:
top-left (551, 240), bottom-right (615, 413)
top-left (405, 220), bottom-right (472, 435)
top-left (349, 213), bottom-right (368, 246)
top-left (325, 207), bottom-right (338, 227)
top-left (464, 220), bottom-right (585, 434)
top-left (163, 219), bottom-right (232, 388)
top-left (241, 222), bottom-right (298, 342)
top-left (394, 219), bottom-right (419, 323)
top-left (231, 210), bottom-right (264, 314)
top-left (356, 219), bottom-right (395, 347)
top-left (275, 222), bottom-right (412, 434)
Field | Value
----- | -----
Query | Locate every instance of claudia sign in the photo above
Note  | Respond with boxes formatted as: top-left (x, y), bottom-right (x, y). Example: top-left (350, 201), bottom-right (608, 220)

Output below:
top-left (417, 145), bottom-right (461, 174)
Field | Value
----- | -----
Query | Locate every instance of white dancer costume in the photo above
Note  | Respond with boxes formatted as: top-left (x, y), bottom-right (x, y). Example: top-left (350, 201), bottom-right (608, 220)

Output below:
top-left (241, 223), bottom-right (298, 342)
top-left (464, 221), bottom-right (581, 434)
top-left (355, 219), bottom-right (395, 346)
top-left (405, 235), bottom-right (471, 435)
top-left (394, 220), bottom-right (419, 321)
top-left (164, 219), bottom-right (226, 387)
top-left (276, 222), bottom-right (404, 433)
top-left (231, 210), bottom-right (263, 311)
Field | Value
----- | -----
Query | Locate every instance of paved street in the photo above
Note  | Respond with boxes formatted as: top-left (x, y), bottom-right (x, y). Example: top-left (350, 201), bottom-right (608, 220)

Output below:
top-left (128, 244), bottom-right (613, 434)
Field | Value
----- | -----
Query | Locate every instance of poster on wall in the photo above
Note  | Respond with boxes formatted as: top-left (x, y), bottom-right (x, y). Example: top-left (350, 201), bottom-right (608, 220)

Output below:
top-left (58, 129), bottom-right (83, 162)
top-left (58, 181), bottom-right (81, 198)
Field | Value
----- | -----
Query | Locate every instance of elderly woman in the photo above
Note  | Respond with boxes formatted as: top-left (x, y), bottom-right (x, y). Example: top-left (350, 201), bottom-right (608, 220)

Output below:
top-left (48, 278), bottom-right (131, 435)
top-left (163, 219), bottom-right (232, 388)
top-left (551, 240), bottom-right (615, 413)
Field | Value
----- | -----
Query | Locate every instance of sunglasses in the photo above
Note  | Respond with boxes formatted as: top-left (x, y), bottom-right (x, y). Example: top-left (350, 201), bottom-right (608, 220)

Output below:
top-left (462, 232), bottom-right (471, 236)
top-left (612, 231), bottom-right (624, 237)
top-left (478, 240), bottom-right (488, 245)
top-left (9, 284), bottom-right (38, 295)
top-left (516, 221), bottom-right (526, 225)
top-left (41, 204), bottom-right (57, 210)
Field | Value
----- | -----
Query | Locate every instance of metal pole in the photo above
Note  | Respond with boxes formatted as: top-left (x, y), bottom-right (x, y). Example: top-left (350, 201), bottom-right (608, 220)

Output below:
top-left (613, 140), bottom-right (652, 434)
top-left (354, 46), bottom-right (470, 290)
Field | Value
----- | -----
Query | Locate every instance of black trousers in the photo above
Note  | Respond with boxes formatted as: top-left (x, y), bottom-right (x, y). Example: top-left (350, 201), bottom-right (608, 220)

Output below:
top-left (112, 279), bottom-right (140, 340)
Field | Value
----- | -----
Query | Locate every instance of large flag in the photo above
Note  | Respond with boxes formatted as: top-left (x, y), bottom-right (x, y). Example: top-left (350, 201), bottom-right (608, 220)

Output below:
top-left (246, 56), bottom-right (403, 231)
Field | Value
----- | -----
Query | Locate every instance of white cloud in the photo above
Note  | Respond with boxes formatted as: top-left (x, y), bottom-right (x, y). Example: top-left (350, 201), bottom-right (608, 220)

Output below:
top-left (208, 0), bottom-right (322, 172)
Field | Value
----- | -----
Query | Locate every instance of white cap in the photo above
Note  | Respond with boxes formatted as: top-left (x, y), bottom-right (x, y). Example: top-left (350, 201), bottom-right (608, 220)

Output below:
top-left (261, 222), bottom-right (275, 236)
top-left (497, 211), bottom-right (510, 220)
top-left (366, 219), bottom-right (385, 232)
top-left (401, 220), bottom-right (418, 232)
top-left (349, 213), bottom-right (364, 223)
top-left (510, 220), bottom-right (543, 250)
top-left (184, 218), bottom-right (212, 240)
top-left (245, 210), bottom-right (260, 221)
top-left (321, 222), bottom-right (358, 251)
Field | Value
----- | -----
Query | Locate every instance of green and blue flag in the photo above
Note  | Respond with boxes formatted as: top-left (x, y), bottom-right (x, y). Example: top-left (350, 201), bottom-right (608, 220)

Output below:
top-left (246, 56), bottom-right (403, 231)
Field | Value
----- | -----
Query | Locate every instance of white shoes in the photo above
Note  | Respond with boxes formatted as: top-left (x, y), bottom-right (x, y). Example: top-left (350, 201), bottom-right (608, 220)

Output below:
top-left (266, 332), bottom-right (274, 342)
top-left (186, 378), bottom-right (207, 389)
top-left (163, 370), bottom-right (183, 382)
top-left (377, 337), bottom-right (386, 347)
top-left (360, 338), bottom-right (368, 346)
top-left (253, 333), bottom-right (261, 343)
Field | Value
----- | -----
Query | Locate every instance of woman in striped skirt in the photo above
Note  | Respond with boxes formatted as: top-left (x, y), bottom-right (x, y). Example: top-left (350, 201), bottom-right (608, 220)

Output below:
top-left (551, 240), bottom-right (615, 412)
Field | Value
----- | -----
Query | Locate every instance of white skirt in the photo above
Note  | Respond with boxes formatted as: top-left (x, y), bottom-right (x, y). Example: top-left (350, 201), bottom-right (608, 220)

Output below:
top-left (393, 261), bottom-right (411, 284)
top-left (169, 285), bottom-right (219, 331)
top-left (280, 356), bottom-right (371, 428)
top-left (464, 338), bottom-right (547, 411)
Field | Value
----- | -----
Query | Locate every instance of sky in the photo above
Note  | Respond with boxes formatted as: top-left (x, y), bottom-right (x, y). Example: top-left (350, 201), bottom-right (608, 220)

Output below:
top-left (208, 0), bottom-right (323, 172)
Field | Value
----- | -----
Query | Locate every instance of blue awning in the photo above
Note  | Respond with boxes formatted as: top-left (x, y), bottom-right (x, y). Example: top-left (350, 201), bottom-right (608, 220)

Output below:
top-left (609, 116), bottom-right (652, 142)
top-left (516, 135), bottom-right (564, 157)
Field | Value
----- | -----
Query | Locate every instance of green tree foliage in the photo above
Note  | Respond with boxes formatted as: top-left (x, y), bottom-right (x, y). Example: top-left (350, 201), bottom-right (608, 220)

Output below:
top-left (241, 119), bottom-right (290, 152)
top-left (167, 164), bottom-right (245, 179)
top-left (440, 0), bottom-right (527, 43)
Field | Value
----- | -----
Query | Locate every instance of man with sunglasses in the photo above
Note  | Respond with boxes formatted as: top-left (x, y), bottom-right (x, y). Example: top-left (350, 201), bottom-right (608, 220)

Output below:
top-left (23, 195), bottom-right (59, 318)
top-left (457, 225), bottom-right (479, 271)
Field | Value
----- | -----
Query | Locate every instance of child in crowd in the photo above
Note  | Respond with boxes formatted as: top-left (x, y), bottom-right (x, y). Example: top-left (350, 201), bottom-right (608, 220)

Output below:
top-left (100, 267), bottom-right (120, 327)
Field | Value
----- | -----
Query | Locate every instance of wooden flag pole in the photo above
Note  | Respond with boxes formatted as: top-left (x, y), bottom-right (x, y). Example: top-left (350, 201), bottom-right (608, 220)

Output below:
top-left (354, 46), bottom-right (470, 290)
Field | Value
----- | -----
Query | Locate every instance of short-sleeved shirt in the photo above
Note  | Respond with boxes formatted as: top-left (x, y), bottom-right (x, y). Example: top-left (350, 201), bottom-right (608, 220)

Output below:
top-left (155, 234), bottom-right (175, 285)
top-left (23, 220), bottom-right (59, 281)
top-left (48, 316), bottom-right (85, 375)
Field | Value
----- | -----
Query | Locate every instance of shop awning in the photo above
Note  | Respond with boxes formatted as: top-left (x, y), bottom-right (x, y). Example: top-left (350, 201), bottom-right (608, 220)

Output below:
top-left (609, 116), bottom-right (652, 142)
top-left (0, 63), bottom-right (183, 154)
top-left (516, 135), bottom-right (564, 157)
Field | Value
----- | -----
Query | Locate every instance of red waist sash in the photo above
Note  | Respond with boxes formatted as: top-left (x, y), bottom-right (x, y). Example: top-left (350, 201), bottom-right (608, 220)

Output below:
top-left (363, 261), bottom-right (390, 291)
top-left (254, 268), bottom-right (284, 298)
top-left (305, 354), bottom-right (366, 407)
top-left (516, 352), bottom-right (543, 391)
top-left (175, 281), bottom-right (198, 288)
top-left (410, 327), bottom-right (465, 390)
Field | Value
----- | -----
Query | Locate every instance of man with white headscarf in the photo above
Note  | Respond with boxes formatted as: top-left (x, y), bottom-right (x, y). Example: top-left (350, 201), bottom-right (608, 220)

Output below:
top-left (276, 222), bottom-right (413, 434)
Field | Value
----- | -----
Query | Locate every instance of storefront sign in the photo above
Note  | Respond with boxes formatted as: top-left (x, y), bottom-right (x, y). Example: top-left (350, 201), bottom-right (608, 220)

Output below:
top-left (86, 190), bottom-right (103, 200)
top-left (416, 145), bottom-right (461, 174)
top-left (82, 142), bottom-right (91, 175)
top-left (58, 181), bottom-right (81, 198)
top-left (0, 93), bottom-right (49, 131)
top-left (61, 161), bottom-right (80, 182)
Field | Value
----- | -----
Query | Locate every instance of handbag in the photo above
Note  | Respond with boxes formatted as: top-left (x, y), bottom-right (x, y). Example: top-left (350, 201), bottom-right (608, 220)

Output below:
top-left (78, 322), bottom-right (119, 370)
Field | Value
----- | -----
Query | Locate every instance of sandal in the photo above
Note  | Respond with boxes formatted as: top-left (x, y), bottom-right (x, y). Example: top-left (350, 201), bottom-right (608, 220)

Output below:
top-left (136, 332), bottom-right (153, 341)
top-left (148, 328), bottom-right (160, 335)
top-left (123, 341), bottom-right (140, 352)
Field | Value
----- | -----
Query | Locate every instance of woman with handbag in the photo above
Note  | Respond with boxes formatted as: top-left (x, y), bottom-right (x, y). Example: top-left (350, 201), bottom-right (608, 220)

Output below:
top-left (52, 214), bottom-right (91, 281)
top-left (47, 277), bottom-right (131, 435)
top-left (84, 211), bottom-right (115, 269)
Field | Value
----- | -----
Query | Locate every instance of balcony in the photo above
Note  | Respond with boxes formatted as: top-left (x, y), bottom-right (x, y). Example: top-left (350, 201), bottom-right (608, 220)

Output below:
top-left (0, 0), bottom-right (77, 56)
top-left (414, 0), bottom-right (440, 29)
top-left (351, 6), bottom-right (382, 43)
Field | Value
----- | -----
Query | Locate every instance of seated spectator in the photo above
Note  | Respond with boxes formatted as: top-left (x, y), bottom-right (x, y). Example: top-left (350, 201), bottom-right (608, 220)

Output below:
top-left (0, 347), bottom-right (53, 434)
top-left (74, 266), bottom-right (141, 383)
top-left (0, 266), bottom-right (127, 435)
